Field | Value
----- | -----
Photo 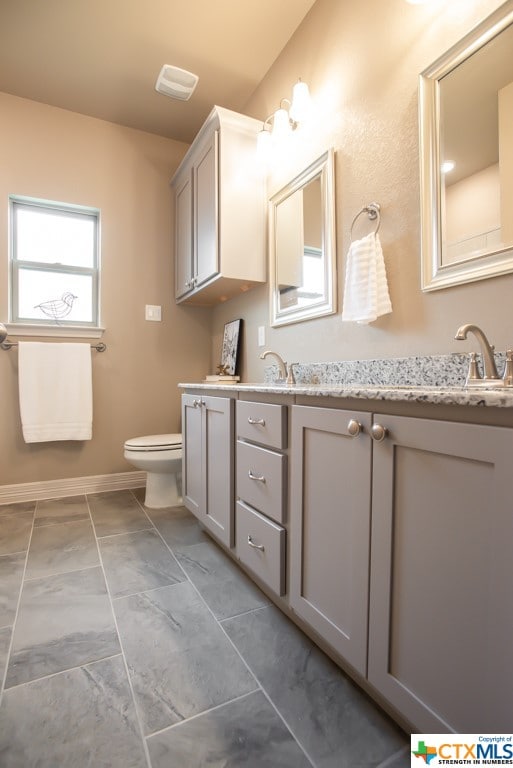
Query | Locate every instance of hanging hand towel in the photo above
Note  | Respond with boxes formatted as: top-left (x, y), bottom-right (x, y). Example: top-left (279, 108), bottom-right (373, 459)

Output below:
top-left (341, 232), bottom-right (392, 324)
top-left (18, 342), bottom-right (93, 443)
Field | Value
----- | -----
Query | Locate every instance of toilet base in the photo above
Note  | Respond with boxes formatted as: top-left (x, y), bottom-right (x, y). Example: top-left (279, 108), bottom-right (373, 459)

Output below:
top-left (144, 470), bottom-right (182, 509)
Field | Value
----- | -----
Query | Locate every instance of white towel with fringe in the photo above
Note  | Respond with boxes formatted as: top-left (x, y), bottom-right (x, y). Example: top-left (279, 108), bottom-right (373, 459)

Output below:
top-left (342, 232), bottom-right (392, 324)
top-left (18, 342), bottom-right (93, 443)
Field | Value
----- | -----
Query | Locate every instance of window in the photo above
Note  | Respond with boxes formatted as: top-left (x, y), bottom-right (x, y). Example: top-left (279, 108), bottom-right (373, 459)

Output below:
top-left (9, 196), bottom-right (100, 327)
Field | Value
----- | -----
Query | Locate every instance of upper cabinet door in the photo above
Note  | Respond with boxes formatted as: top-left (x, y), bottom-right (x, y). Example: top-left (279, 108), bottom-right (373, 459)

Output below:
top-left (194, 130), bottom-right (218, 289)
top-left (368, 414), bottom-right (513, 733)
top-left (174, 170), bottom-right (193, 299)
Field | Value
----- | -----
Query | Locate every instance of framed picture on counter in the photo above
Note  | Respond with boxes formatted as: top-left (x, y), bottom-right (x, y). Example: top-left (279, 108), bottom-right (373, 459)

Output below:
top-left (221, 318), bottom-right (242, 375)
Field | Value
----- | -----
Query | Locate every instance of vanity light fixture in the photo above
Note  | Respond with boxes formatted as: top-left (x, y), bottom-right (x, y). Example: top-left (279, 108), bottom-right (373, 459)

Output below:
top-left (256, 78), bottom-right (312, 158)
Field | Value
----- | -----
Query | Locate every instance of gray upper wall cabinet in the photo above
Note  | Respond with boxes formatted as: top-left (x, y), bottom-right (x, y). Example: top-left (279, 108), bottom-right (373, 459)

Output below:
top-left (171, 106), bottom-right (266, 305)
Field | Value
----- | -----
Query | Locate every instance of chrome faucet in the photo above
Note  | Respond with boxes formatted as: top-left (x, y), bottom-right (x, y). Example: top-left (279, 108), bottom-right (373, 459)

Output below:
top-left (455, 323), bottom-right (500, 384)
top-left (260, 350), bottom-right (296, 385)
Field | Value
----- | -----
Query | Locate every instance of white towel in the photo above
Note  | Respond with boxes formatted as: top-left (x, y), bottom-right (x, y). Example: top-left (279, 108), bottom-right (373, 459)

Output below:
top-left (18, 342), bottom-right (93, 443)
top-left (342, 232), bottom-right (392, 324)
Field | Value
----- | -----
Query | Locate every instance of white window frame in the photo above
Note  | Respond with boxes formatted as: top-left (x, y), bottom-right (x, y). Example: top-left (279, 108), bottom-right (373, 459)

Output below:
top-left (9, 196), bottom-right (101, 332)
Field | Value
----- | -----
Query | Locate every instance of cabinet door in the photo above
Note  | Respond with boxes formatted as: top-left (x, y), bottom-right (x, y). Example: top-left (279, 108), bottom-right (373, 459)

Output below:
top-left (174, 170), bottom-right (193, 299)
top-left (290, 406), bottom-right (372, 675)
top-left (182, 394), bottom-right (204, 516)
top-left (202, 395), bottom-right (234, 547)
top-left (194, 130), bottom-right (218, 288)
top-left (369, 414), bottom-right (513, 732)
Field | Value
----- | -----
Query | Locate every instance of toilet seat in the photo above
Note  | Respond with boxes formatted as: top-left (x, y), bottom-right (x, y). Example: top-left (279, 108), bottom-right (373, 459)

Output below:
top-left (124, 433), bottom-right (182, 452)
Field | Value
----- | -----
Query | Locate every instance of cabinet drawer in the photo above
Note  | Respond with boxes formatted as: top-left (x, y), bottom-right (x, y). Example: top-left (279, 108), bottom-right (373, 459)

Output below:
top-left (236, 401), bottom-right (287, 449)
top-left (236, 501), bottom-right (285, 596)
top-left (236, 440), bottom-right (286, 524)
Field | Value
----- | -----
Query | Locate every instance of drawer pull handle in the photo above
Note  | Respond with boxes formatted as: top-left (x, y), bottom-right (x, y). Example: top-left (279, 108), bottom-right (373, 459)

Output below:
top-left (247, 535), bottom-right (265, 552)
top-left (248, 470), bottom-right (266, 483)
top-left (248, 417), bottom-right (265, 425)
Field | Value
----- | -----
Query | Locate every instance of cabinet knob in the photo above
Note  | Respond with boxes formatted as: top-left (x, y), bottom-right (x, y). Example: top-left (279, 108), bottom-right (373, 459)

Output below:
top-left (371, 423), bottom-right (388, 442)
top-left (193, 398), bottom-right (202, 408)
top-left (248, 470), bottom-right (266, 483)
top-left (247, 535), bottom-right (265, 552)
top-left (347, 419), bottom-right (362, 437)
top-left (248, 417), bottom-right (265, 426)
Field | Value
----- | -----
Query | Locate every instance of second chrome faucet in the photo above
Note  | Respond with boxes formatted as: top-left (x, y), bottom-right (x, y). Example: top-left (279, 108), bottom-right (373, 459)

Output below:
top-left (260, 350), bottom-right (296, 386)
top-left (455, 323), bottom-right (513, 387)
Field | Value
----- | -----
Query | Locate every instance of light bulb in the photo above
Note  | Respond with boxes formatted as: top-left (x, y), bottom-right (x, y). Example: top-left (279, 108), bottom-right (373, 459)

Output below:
top-left (256, 127), bottom-right (272, 162)
top-left (441, 161), bottom-right (455, 173)
top-left (289, 79), bottom-right (311, 124)
top-left (271, 107), bottom-right (292, 140)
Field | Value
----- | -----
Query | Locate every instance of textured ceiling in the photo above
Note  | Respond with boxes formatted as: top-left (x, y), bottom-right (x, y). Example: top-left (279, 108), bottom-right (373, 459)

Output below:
top-left (0, 0), bottom-right (316, 143)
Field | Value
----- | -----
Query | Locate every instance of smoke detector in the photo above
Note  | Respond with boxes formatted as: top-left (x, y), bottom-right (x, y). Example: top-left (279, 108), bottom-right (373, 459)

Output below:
top-left (155, 65), bottom-right (199, 101)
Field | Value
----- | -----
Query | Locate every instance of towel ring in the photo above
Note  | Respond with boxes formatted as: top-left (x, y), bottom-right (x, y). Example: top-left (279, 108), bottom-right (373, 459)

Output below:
top-left (350, 202), bottom-right (381, 240)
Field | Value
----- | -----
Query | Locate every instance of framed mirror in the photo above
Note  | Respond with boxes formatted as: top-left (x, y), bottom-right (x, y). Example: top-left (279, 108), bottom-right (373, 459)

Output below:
top-left (420, 1), bottom-right (513, 291)
top-left (269, 148), bottom-right (336, 326)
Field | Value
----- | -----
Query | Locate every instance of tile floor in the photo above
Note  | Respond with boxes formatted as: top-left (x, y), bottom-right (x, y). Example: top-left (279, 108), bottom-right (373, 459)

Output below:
top-left (0, 489), bottom-right (410, 767)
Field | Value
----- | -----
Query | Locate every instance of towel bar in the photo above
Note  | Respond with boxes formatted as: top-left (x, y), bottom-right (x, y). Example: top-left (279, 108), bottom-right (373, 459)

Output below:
top-left (0, 323), bottom-right (106, 352)
top-left (350, 202), bottom-right (381, 240)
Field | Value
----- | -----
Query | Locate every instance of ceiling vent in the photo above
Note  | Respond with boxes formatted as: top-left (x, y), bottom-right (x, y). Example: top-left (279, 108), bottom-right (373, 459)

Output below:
top-left (155, 65), bottom-right (199, 101)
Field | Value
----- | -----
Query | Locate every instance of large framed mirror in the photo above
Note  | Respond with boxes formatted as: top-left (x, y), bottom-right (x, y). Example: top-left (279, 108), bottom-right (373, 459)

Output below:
top-left (269, 148), bottom-right (336, 326)
top-left (420, 1), bottom-right (513, 291)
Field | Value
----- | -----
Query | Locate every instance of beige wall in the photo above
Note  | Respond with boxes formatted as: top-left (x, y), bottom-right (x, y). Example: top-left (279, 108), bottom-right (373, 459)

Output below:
top-left (211, 0), bottom-right (510, 382)
top-left (0, 93), bottom-right (212, 486)
top-left (499, 80), bottom-right (513, 244)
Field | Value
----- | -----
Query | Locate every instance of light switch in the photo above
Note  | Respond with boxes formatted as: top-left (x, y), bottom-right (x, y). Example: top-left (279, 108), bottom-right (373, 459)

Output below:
top-left (145, 305), bottom-right (162, 321)
top-left (258, 326), bottom-right (265, 347)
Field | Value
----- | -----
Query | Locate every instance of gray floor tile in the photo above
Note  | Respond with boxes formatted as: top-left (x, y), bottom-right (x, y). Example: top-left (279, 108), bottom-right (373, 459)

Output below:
top-left (0, 513), bottom-right (33, 556)
top-left (0, 626), bottom-right (12, 687)
top-left (99, 529), bottom-right (185, 599)
top-left (0, 502), bottom-right (35, 519)
top-left (223, 605), bottom-right (408, 768)
top-left (175, 540), bottom-right (269, 620)
top-left (0, 655), bottom-right (148, 768)
top-left (0, 553), bottom-right (25, 627)
top-left (114, 581), bottom-right (257, 735)
top-left (147, 690), bottom-right (312, 768)
top-left (88, 490), bottom-right (152, 537)
top-left (377, 746), bottom-right (411, 768)
top-left (5, 567), bottom-right (120, 688)
top-left (143, 505), bottom-right (209, 550)
top-left (34, 495), bottom-right (89, 527)
top-left (25, 520), bottom-right (99, 580)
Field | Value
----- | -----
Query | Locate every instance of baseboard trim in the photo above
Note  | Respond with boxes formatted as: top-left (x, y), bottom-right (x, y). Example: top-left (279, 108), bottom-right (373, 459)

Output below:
top-left (0, 471), bottom-right (146, 505)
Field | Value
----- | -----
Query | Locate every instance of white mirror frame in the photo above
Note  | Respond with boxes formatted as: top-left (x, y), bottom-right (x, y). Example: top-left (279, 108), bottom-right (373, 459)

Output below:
top-left (269, 148), bottom-right (336, 327)
top-left (420, 1), bottom-right (513, 292)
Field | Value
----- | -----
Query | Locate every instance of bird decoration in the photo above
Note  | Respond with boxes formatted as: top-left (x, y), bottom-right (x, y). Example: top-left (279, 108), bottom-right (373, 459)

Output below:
top-left (34, 292), bottom-right (77, 323)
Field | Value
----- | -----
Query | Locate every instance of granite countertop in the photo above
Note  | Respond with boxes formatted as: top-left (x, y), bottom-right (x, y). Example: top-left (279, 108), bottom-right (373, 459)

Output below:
top-left (178, 381), bottom-right (513, 408)
top-left (179, 352), bottom-right (513, 408)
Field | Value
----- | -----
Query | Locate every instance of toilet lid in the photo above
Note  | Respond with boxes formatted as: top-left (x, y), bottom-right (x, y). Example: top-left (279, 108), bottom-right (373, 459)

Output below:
top-left (124, 433), bottom-right (182, 450)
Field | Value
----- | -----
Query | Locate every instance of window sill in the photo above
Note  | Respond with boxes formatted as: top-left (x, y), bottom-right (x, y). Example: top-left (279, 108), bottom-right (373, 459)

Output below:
top-left (3, 324), bottom-right (105, 339)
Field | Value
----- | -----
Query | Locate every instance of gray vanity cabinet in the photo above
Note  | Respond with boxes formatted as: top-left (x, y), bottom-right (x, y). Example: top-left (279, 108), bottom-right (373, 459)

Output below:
top-left (182, 394), bottom-right (234, 548)
top-left (289, 405), bottom-right (373, 676)
top-left (368, 413), bottom-right (513, 732)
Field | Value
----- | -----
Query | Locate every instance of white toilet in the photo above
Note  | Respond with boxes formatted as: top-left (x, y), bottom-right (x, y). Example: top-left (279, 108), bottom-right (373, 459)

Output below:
top-left (124, 433), bottom-right (182, 509)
